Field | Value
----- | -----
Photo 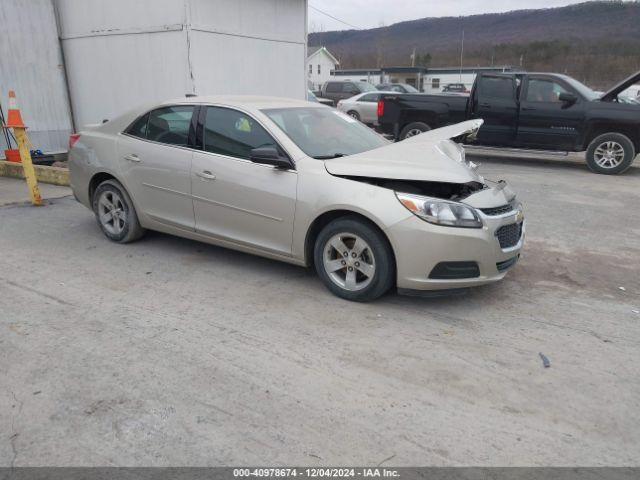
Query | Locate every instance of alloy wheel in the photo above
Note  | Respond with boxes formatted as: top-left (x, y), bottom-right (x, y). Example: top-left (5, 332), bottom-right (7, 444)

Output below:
top-left (594, 141), bottom-right (625, 169)
top-left (98, 190), bottom-right (126, 235)
top-left (323, 233), bottom-right (376, 291)
top-left (404, 128), bottom-right (424, 138)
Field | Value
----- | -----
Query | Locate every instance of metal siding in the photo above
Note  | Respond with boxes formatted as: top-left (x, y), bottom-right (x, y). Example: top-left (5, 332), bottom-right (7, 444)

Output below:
top-left (54, 0), bottom-right (186, 38)
top-left (56, 0), bottom-right (307, 128)
top-left (189, 0), bottom-right (306, 44)
top-left (191, 31), bottom-right (306, 99)
top-left (62, 31), bottom-right (191, 128)
top-left (0, 0), bottom-right (73, 153)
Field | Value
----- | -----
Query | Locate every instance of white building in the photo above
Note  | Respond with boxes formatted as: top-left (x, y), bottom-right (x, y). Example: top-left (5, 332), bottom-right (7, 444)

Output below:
top-left (1, 0), bottom-right (308, 154)
top-left (307, 46), bottom-right (339, 90)
top-left (331, 66), bottom-right (515, 93)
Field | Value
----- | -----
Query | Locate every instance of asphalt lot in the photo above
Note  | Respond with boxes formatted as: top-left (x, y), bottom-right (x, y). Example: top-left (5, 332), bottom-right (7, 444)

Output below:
top-left (1, 157), bottom-right (639, 466)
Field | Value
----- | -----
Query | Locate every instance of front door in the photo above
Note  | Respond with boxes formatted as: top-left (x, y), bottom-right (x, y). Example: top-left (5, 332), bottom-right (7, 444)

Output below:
top-left (191, 106), bottom-right (297, 255)
top-left (117, 105), bottom-right (196, 230)
top-left (471, 74), bottom-right (519, 145)
top-left (516, 76), bottom-right (584, 149)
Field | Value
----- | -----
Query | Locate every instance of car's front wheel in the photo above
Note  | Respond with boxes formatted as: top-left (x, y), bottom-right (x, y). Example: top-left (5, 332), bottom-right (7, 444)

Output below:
top-left (586, 133), bottom-right (636, 175)
top-left (314, 217), bottom-right (395, 302)
top-left (92, 179), bottom-right (145, 243)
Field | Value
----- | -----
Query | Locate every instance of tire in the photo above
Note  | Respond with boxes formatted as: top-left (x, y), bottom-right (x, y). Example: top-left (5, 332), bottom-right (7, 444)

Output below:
top-left (586, 133), bottom-right (636, 175)
top-left (400, 122), bottom-right (431, 140)
top-left (314, 216), bottom-right (395, 302)
top-left (92, 179), bottom-right (145, 243)
top-left (346, 110), bottom-right (360, 121)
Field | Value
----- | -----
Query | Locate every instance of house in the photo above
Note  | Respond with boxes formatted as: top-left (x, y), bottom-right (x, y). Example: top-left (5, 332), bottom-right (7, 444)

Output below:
top-left (307, 46), bottom-right (339, 90)
top-left (1, 0), bottom-right (308, 154)
top-left (331, 66), bottom-right (514, 92)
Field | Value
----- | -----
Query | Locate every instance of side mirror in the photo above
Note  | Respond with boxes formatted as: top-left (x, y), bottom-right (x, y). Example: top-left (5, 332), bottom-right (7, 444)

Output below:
top-left (558, 92), bottom-right (578, 104)
top-left (250, 146), bottom-right (292, 169)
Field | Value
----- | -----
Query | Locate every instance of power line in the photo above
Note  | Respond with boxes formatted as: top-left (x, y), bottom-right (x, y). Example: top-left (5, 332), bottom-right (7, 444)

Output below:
top-left (309, 4), bottom-right (361, 30)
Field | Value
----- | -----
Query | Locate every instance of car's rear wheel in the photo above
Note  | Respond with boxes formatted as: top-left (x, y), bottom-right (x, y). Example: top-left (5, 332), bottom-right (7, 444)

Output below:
top-left (400, 122), bottom-right (431, 140)
top-left (347, 110), bottom-right (360, 121)
top-left (92, 179), bottom-right (145, 243)
top-left (586, 133), bottom-right (635, 175)
top-left (314, 217), bottom-right (395, 302)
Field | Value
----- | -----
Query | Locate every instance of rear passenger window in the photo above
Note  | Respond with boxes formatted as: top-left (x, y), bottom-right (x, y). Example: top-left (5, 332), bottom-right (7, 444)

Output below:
top-left (326, 83), bottom-right (342, 93)
top-left (146, 106), bottom-right (194, 146)
top-left (480, 76), bottom-right (514, 99)
top-left (359, 94), bottom-right (379, 102)
top-left (125, 113), bottom-right (149, 139)
top-left (203, 107), bottom-right (278, 160)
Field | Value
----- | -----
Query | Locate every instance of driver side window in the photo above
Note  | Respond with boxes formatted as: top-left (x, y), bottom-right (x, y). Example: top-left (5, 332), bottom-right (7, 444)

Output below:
top-left (203, 107), bottom-right (278, 160)
top-left (145, 106), bottom-right (195, 146)
top-left (526, 79), bottom-right (569, 103)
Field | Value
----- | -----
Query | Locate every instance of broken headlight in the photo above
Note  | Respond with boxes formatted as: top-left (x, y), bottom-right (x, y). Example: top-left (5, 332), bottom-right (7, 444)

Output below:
top-left (395, 192), bottom-right (483, 228)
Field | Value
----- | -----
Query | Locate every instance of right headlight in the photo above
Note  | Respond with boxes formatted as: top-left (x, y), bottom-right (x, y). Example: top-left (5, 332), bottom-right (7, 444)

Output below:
top-left (395, 192), bottom-right (483, 228)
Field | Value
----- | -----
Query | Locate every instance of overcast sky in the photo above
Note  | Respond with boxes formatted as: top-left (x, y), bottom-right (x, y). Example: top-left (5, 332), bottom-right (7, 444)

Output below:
top-left (308, 0), bottom-right (603, 31)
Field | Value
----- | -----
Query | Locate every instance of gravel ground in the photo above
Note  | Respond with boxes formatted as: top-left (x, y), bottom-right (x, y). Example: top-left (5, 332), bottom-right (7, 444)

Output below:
top-left (1, 157), bottom-right (639, 466)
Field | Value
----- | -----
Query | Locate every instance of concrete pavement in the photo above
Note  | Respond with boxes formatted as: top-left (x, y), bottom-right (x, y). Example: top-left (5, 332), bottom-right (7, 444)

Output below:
top-left (1, 158), bottom-right (639, 466)
top-left (0, 177), bottom-right (71, 206)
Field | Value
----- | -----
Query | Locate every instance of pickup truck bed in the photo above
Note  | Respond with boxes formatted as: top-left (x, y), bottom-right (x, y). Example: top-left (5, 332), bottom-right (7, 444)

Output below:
top-left (378, 94), bottom-right (469, 140)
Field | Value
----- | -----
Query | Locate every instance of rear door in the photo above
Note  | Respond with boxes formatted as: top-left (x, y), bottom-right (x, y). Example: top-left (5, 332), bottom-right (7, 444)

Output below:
top-left (355, 93), bottom-right (381, 124)
top-left (191, 106), bottom-right (297, 255)
top-left (516, 75), bottom-right (584, 149)
top-left (118, 105), bottom-right (196, 230)
top-left (470, 74), bottom-right (519, 145)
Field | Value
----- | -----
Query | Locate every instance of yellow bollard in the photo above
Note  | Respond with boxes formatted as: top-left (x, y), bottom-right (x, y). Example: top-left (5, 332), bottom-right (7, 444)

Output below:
top-left (3, 90), bottom-right (42, 206)
top-left (13, 128), bottom-right (43, 206)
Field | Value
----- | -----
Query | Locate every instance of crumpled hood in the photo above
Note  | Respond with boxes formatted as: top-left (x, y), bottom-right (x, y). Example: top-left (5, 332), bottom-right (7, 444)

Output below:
top-left (600, 70), bottom-right (640, 101)
top-left (324, 119), bottom-right (484, 184)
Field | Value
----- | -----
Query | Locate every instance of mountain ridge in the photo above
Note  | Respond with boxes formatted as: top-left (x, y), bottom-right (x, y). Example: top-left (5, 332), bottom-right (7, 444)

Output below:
top-left (308, 1), bottom-right (640, 87)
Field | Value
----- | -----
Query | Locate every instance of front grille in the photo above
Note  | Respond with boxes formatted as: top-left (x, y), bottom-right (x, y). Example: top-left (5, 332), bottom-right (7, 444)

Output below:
top-left (497, 256), bottom-right (519, 272)
top-left (481, 203), bottom-right (514, 216)
top-left (496, 223), bottom-right (522, 249)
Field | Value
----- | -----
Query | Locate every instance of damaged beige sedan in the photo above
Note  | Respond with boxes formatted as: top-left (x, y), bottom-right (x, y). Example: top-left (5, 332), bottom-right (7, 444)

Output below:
top-left (69, 96), bottom-right (524, 301)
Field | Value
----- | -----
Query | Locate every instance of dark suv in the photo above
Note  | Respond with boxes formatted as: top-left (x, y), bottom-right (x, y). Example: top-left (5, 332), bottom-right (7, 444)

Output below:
top-left (320, 81), bottom-right (376, 105)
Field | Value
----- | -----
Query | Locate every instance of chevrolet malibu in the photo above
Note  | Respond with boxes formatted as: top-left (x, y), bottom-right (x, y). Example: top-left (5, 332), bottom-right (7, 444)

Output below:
top-left (69, 96), bottom-right (524, 301)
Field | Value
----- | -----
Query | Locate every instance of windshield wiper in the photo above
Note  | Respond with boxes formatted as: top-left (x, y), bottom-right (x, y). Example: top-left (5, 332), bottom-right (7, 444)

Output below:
top-left (313, 153), bottom-right (347, 159)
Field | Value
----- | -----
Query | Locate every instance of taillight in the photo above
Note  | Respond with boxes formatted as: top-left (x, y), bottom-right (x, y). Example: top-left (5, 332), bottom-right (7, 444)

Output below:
top-left (69, 133), bottom-right (81, 149)
top-left (377, 99), bottom-right (384, 117)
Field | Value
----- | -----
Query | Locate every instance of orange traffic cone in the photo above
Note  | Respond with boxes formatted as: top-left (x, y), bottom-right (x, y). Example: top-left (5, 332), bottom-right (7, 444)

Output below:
top-left (3, 90), bottom-right (26, 129)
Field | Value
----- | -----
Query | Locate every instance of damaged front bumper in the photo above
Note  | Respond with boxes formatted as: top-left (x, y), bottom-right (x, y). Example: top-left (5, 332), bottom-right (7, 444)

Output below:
top-left (385, 182), bottom-right (525, 293)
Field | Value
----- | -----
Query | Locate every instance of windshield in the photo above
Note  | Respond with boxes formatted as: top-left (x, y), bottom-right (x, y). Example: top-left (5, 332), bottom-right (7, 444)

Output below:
top-left (262, 107), bottom-right (389, 159)
top-left (356, 82), bottom-right (376, 92)
top-left (561, 75), bottom-right (600, 100)
top-left (403, 84), bottom-right (419, 93)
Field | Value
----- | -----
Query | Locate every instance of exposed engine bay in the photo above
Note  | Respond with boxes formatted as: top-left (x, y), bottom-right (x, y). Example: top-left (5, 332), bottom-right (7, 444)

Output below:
top-left (338, 176), bottom-right (486, 201)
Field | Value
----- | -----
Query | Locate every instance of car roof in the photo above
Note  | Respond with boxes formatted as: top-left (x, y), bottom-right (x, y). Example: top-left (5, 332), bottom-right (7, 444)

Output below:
top-left (160, 95), bottom-right (320, 110)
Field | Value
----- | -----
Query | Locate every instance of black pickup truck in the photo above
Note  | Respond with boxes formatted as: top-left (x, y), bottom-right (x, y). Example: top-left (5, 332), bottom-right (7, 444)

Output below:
top-left (377, 71), bottom-right (640, 174)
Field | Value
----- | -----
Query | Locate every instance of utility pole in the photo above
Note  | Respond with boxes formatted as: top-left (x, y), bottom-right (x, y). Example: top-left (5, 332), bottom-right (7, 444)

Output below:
top-left (459, 29), bottom-right (465, 82)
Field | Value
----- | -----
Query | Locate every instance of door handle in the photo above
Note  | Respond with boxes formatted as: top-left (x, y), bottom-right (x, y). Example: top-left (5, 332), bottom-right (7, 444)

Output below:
top-left (521, 106), bottom-right (536, 111)
top-left (196, 170), bottom-right (216, 181)
top-left (479, 103), bottom-right (491, 108)
top-left (124, 154), bottom-right (141, 162)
